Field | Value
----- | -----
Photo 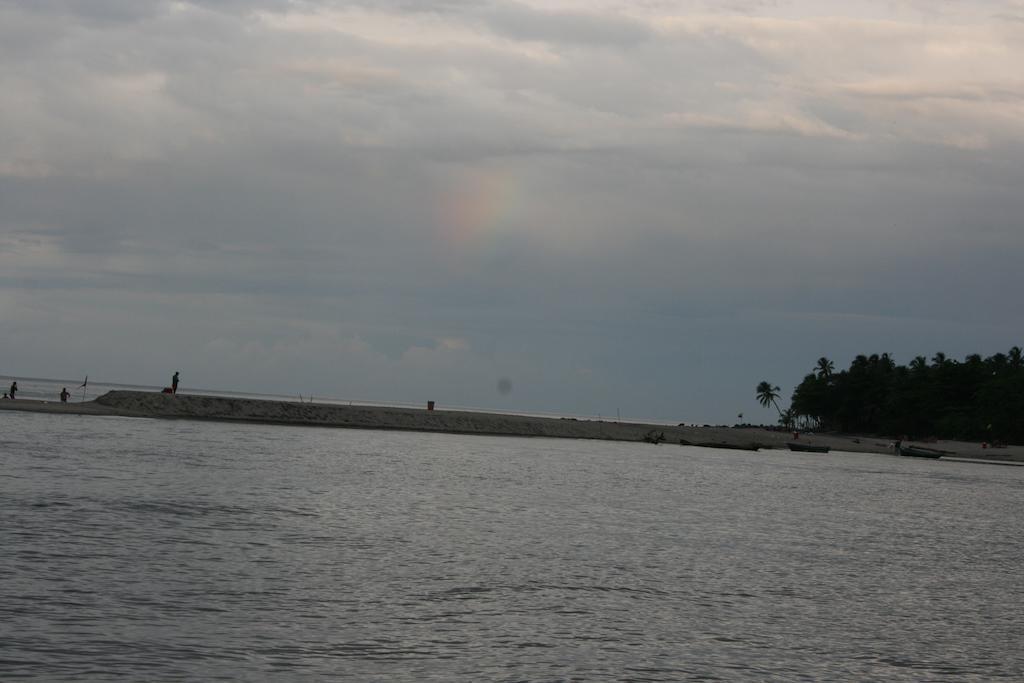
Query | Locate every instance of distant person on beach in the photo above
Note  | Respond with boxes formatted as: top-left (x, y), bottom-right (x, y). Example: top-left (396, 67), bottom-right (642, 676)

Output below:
top-left (172, 371), bottom-right (179, 394)
top-left (60, 387), bottom-right (70, 403)
top-left (9, 381), bottom-right (16, 399)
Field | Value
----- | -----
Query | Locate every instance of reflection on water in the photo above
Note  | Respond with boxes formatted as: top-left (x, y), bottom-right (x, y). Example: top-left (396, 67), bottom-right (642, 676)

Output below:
top-left (2, 411), bottom-right (1023, 680)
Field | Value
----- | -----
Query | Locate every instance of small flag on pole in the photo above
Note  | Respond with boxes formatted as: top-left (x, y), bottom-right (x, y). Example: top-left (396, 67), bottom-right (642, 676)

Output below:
top-left (80, 376), bottom-right (88, 402)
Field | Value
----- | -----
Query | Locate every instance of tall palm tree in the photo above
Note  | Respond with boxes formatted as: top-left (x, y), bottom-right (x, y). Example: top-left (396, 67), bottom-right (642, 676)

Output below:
top-left (756, 381), bottom-right (782, 416)
top-left (815, 357), bottom-right (834, 379)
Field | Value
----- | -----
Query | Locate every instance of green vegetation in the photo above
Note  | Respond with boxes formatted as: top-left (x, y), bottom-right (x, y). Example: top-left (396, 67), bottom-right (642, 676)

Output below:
top-left (780, 348), bottom-right (1024, 443)
top-left (755, 381), bottom-right (781, 415)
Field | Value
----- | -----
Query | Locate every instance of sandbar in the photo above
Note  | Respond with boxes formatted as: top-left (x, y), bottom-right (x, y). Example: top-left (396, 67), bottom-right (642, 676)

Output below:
top-left (2, 390), bottom-right (1021, 463)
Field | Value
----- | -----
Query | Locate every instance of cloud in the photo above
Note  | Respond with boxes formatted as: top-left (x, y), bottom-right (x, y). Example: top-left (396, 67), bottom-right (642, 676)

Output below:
top-left (1, 0), bottom-right (1022, 422)
top-left (666, 110), bottom-right (863, 140)
top-left (476, 2), bottom-right (654, 46)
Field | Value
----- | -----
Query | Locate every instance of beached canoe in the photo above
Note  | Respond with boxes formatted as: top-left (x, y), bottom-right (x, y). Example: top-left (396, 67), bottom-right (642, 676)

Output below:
top-left (700, 442), bottom-right (760, 452)
top-left (897, 445), bottom-right (943, 459)
top-left (787, 442), bottom-right (830, 453)
top-left (680, 439), bottom-right (760, 451)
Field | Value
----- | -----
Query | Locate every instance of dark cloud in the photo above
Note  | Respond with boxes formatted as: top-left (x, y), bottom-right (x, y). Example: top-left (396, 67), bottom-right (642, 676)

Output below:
top-left (0, 0), bottom-right (161, 22)
top-left (1, 1), bottom-right (1022, 422)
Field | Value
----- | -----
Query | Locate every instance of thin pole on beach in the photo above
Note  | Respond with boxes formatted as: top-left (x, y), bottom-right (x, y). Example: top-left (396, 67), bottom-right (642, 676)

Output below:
top-left (79, 376), bottom-right (88, 403)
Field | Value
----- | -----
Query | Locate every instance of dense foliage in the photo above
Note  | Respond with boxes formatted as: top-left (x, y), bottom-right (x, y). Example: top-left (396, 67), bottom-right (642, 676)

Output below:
top-left (787, 348), bottom-right (1024, 443)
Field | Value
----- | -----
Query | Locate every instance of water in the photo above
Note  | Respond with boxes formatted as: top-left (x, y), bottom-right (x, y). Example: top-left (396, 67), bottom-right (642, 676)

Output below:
top-left (2, 410), bottom-right (1023, 681)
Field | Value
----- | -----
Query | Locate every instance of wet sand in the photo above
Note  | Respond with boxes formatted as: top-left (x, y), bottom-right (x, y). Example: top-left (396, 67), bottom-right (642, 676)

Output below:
top-left (3, 390), bottom-right (1021, 462)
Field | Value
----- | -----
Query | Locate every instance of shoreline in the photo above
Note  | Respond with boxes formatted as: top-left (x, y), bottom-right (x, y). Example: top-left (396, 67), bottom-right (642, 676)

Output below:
top-left (3, 390), bottom-right (1022, 463)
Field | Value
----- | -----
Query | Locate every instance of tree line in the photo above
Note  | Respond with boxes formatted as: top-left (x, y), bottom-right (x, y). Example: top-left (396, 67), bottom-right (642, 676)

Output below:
top-left (757, 347), bottom-right (1024, 443)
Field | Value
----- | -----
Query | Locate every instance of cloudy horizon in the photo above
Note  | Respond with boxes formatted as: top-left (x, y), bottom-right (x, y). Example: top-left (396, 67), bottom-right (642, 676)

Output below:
top-left (2, 0), bottom-right (1022, 424)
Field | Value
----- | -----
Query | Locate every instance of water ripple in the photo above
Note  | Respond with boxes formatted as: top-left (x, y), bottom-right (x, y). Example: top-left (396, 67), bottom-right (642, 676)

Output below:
top-left (2, 411), bottom-right (1023, 680)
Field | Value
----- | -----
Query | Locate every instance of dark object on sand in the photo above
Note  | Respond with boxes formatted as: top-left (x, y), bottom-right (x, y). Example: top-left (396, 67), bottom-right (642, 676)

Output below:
top-left (787, 442), bottom-right (830, 453)
top-left (644, 431), bottom-right (666, 444)
top-left (161, 387), bottom-right (174, 394)
top-left (897, 445), bottom-right (943, 459)
top-left (682, 439), bottom-right (760, 452)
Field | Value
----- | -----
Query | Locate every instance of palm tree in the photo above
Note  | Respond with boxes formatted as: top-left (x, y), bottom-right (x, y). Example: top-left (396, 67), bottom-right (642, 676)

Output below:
top-left (1009, 346), bottom-right (1022, 369)
top-left (756, 381), bottom-right (782, 416)
top-left (815, 357), bottom-right (834, 379)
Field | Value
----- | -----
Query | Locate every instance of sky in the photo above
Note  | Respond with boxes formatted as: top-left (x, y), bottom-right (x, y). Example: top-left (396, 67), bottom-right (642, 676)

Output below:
top-left (1, 0), bottom-right (1022, 424)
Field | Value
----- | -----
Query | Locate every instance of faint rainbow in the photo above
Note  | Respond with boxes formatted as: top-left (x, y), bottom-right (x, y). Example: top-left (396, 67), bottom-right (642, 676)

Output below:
top-left (437, 170), bottom-right (520, 247)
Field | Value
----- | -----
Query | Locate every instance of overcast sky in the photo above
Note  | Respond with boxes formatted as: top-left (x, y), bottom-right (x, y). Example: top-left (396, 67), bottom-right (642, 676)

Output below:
top-left (2, 0), bottom-right (1022, 423)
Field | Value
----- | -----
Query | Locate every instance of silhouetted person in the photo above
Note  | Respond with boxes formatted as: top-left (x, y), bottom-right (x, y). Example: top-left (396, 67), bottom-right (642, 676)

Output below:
top-left (9, 381), bottom-right (17, 399)
top-left (60, 387), bottom-right (70, 403)
top-left (172, 371), bottom-right (179, 394)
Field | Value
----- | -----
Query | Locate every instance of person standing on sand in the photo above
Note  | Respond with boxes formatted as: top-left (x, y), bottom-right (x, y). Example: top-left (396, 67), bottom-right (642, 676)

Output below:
top-left (9, 381), bottom-right (17, 399)
top-left (60, 387), bottom-right (70, 403)
top-left (172, 371), bottom-right (179, 394)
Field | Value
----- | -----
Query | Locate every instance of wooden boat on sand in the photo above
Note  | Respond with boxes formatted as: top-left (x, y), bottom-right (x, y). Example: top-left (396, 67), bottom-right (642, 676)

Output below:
top-left (787, 442), bottom-right (830, 453)
top-left (680, 439), bottom-right (761, 452)
top-left (896, 445), bottom-right (943, 459)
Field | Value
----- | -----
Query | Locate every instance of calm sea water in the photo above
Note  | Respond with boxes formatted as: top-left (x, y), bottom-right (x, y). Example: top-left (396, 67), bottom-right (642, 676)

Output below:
top-left (2, 411), bottom-right (1023, 681)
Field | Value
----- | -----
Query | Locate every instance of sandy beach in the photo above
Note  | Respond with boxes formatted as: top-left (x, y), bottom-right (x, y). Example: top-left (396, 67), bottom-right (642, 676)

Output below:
top-left (3, 390), bottom-right (1021, 463)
